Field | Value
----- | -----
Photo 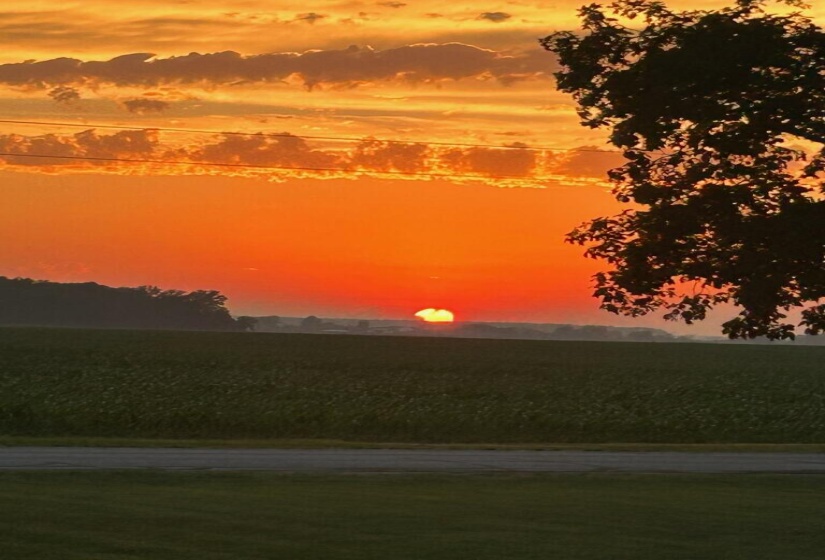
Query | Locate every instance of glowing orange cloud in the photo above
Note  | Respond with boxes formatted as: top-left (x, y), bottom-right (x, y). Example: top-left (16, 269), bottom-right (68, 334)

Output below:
top-left (0, 127), bottom-right (621, 188)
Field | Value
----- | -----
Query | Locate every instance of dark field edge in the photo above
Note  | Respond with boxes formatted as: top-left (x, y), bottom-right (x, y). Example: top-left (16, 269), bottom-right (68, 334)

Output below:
top-left (2, 436), bottom-right (824, 453)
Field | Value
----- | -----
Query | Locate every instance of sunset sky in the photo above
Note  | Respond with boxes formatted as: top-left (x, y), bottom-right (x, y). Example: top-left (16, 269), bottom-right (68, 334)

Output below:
top-left (3, 1), bottom-right (822, 333)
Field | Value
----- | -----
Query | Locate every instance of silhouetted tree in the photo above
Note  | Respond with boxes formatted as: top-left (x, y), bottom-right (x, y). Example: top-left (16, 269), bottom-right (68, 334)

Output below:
top-left (0, 277), bottom-right (245, 331)
top-left (541, 0), bottom-right (825, 339)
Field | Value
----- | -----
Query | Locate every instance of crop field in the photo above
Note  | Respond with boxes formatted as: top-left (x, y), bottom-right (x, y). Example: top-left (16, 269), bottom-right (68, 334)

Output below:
top-left (1, 327), bottom-right (825, 443)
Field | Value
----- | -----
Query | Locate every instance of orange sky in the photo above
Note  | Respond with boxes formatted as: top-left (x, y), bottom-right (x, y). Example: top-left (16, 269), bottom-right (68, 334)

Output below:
top-left (2, 1), bottom-right (820, 333)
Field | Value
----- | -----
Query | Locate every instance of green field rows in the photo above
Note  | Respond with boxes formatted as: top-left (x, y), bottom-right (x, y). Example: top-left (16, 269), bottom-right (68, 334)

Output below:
top-left (2, 327), bottom-right (825, 443)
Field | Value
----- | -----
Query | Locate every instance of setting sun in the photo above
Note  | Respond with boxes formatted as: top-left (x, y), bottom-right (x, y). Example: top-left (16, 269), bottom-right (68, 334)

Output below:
top-left (414, 308), bottom-right (455, 323)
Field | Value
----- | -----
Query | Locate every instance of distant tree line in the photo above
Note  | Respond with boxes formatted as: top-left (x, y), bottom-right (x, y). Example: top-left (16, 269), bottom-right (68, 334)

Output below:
top-left (0, 276), bottom-right (252, 331)
top-left (458, 323), bottom-right (674, 342)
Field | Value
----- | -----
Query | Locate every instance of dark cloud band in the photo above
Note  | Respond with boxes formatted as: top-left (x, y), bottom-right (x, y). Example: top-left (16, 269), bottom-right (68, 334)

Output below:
top-left (0, 43), bottom-right (554, 90)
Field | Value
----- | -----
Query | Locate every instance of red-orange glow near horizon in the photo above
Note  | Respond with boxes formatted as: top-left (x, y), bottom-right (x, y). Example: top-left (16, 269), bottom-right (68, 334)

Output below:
top-left (415, 308), bottom-right (455, 323)
top-left (0, 171), bottom-right (623, 322)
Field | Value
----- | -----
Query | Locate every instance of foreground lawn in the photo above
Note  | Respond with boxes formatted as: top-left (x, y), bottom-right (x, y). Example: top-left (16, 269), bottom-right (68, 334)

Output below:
top-left (1, 472), bottom-right (823, 560)
top-left (2, 327), bottom-right (825, 443)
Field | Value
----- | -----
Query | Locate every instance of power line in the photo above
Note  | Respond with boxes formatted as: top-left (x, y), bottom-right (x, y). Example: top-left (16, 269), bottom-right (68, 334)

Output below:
top-left (0, 119), bottom-right (621, 154)
top-left (0, 151), bottom-right (597, 183)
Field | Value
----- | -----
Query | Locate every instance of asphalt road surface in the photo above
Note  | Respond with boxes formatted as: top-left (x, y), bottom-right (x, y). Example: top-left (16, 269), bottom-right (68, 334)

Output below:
top-left (2, 448), bottom-right (825, 473)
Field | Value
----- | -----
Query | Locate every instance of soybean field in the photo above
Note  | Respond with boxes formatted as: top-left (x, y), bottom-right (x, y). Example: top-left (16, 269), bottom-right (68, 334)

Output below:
top-left (1, 327), bottom-right (824, 443)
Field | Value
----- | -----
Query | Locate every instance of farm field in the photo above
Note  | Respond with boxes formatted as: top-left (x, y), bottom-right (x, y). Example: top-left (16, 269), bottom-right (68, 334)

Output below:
top-left (1, 471), bottom-right (824, 560)
top-left (2, 327), bottom-right (825, 444)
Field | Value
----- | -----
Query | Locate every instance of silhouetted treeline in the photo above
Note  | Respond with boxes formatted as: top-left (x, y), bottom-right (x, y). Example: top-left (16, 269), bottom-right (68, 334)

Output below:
top-left (0, 277), bottom-right (249, 331)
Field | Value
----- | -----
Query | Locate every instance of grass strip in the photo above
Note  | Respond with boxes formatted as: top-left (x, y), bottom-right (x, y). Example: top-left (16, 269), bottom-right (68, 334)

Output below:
top-left (1, 471), bottom-right (824, 560)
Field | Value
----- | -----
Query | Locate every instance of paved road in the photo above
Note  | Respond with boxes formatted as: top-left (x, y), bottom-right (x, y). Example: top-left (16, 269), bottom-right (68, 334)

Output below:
top-left (2, 447), bottom-right (824, 473)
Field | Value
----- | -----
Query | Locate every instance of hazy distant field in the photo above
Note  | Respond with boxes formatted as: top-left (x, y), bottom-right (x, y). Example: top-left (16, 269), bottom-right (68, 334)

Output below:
top-left (1, 327), bottom-right (824, 443)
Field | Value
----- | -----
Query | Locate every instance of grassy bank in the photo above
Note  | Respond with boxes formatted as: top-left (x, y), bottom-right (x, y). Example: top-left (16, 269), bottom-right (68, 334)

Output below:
top-left (2, 472), bottom-right (824, 559)
top-left (2, 327), bottom-right (825, 443)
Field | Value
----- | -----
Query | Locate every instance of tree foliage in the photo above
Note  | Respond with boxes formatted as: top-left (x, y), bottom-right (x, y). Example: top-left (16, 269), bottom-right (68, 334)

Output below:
top-left (0, 276), bottom-right (245, 331)
top-left (541, 0), bottom-right (825, 339)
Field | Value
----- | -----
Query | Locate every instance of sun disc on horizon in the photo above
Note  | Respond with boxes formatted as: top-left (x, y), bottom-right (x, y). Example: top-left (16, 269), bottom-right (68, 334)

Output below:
top-left (414, 308), bottom-right (455, 323)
